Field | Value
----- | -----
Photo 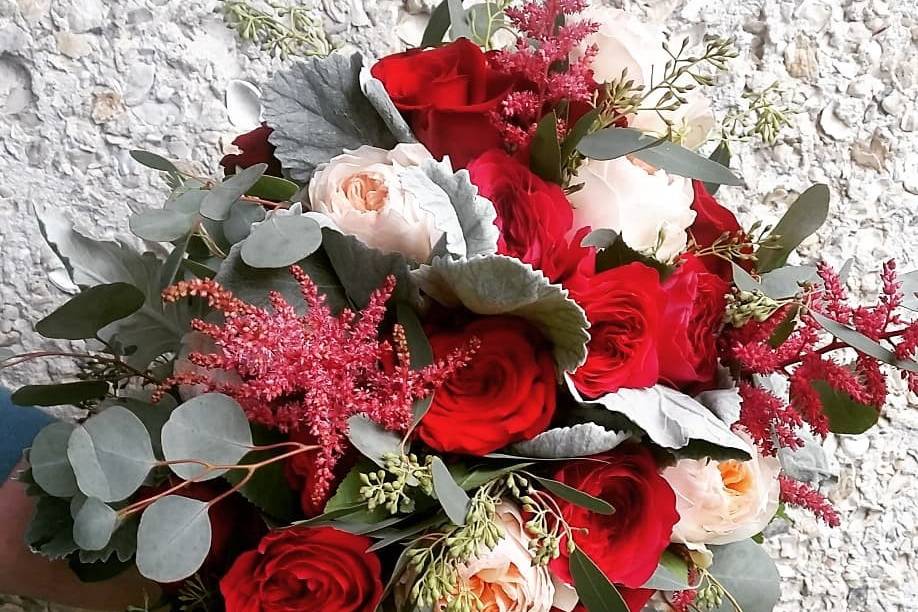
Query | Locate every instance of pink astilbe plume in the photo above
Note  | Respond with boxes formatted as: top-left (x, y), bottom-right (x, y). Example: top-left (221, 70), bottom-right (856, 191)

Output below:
top-left (155, 269), bottom-right (477, 501)
top-left (490, 0), bottom-right (598, 150)
top-left (779, 475), bottom-right (841, 527)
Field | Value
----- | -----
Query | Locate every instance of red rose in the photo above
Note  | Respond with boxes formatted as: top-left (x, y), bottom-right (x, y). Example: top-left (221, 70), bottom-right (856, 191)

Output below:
top-left (418, 316), bottom-right (556, 455)
top-left (550, 445), bottom-right (678, 595)
top-left (468, 148), bottom-right (574, 272)
top-left (570, 263), bottom-right (663, 399)
top-left (659, 255), bottom-right (729, 391)
top-left (220, 123), bottom-right (283, 177)
top-left (220, 526), bottom-right (383, 612)
top-left (689, 181), bottom-right (743, 281)
top-left (371, 39), bottom-right (517, 169)
top-left (539, 227), bottom-right (596, 292)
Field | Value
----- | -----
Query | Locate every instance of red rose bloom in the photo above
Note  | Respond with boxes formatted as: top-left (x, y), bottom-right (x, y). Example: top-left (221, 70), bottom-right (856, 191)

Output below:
top-left (659, 255), bottom-right (729, 391)
top-left (220, 123), bottom-right (283, 177)
top-left (689, 181), bottom-right (743, 281)
top-left (220, 526), bottom-right (383, 612)
top-left (371, 39), bottom-right (517, 169)
top-left (570, 263), bottom-right (663, 399)
top-left (468, 148), bottom-right (573, 267)
top-left (550, 445), bottom-right (678, 593)
top-left (418, 316), bottom-right (556, 455)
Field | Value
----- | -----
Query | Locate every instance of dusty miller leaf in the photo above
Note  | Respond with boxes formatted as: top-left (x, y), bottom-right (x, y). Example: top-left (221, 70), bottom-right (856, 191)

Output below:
top-left (359, 66), bottom-right (415, 143)
top-left (512, 424), bottom-right (630, 459)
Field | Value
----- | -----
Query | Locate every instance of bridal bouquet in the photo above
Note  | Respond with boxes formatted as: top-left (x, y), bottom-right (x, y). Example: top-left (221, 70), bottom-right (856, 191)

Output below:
top-left (7, 0), bottom-right (918, 610)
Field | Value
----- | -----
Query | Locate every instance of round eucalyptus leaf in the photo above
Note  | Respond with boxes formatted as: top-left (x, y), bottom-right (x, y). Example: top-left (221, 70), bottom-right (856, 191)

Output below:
top-left (224, 201), bottom-right (266, 245)
top-left (129, 209), bottom-right (198, 242)
top-left (67, 406), bottom-right (157, 503)
top-left (35, 283), bottom-right (145, 341)
top-left (73, 497), bottom-right (118, 551)
top-left (136, 496), bottom-right (212, 583)
top-left (161, 393), bottom-right (253, 481)
top-left (30, 422), bottom-right (79, 497)
top-left (240, 213), bottom-right (323, 269)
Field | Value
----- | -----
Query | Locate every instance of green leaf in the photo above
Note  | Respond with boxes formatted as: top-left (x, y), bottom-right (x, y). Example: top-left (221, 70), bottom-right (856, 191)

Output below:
top-left (13, 381), bottom-right (109, 407)
top-left (531, 475), bottom-right (615, 515)
top-left (430, 457), bottom-right (470, 525)
top-left (530, 112), bottom-right (563, 184)
top-left (240, 212), bottom-right (323, 268)
top-left (111, 396), bottom-right (177, 459)
top-left (36, 283), bottom-right (145, 340)
top-left (160, 234), bottom-right (191, 290)
top-left (512, 424), bottom-right (630, 459)
top-left (129, 209), bottom-right (198, 242)
top-left (632, 139), bottom-right (743, 185)
top-left (811, 380), bottom-right (880, 434)
top-left (26, 495), bottom-right (78, 560)
top-left (323, 460), bottom-right (386, 524)
top-left (708, 540), bottom-right (781, 612)
top-left (447, 0), bottom-right (470, 39)
top-left (67, 406), bottom-right (157, 502)
top-left (69, 555), bottom-right (132, 583)
top-left (756, 184), bottom-right (830, 272)
top-left (262, 53), bottom-right (396, 183)
top-left (246, 175), bottom-right (300, 202)
top-left (346, 415), bottom-right (403, 470)
top-left (224, 201), bottom-right (267, 245)
top-left (641, 549), bottom-right (692, 590)
top-left (758, 265), bottom-right (818, 299)
top-left (72, 497), bottom-right (118, 551)
top-left (577, 127), bottom-right (663, 161)
top-left (130, 150), bottom-right (179, 174)
top-left (703, 141), bottom-right (732, 195)
top-left (414, 254), bottom-right (590, 373)
top-left (136, 495), bottom-right (212, 583)
top-left (569, 547), bottom-right (629, 612)
top-left (29, 422), bottom-right (79, 497)
top-left (161, 393), bottom-right (254, 481)
top-left (594, 233), bottom-right (672, 278)
top-left (200, 163), bottom-right (267, 221)
top-left (224, 425), bottom-right (296, 521)
top-left (421, 0), bottom-right (450, 46)
top-left (768, 306), bottom-right (799, 348)
top-left (451, 461), bottom-right (534, 491)
top-left (560, 108), bottom-right (601, 162)
top-left (397, 302), bottom-right (435, 426)
top-left (810, 311), bottom-right (918, 373)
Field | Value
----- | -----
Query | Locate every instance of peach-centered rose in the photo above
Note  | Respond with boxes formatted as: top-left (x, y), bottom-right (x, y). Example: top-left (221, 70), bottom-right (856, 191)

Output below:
top-left (435, 503), bottom-right (577, 612)
top-left (308, 143), bottom-right (442, 262)
top-left (662, 432), bottom-right (781, 547)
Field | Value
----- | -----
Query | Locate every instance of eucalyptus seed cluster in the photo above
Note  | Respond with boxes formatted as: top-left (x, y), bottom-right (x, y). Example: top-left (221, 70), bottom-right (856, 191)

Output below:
top-left (723, 81), bottom-right (796, 145)
top-left (223, 0), bottom-right (332, 59)
top-left (694, 580), bottom-right (726, 609)
top-left (359, 452), bottom-right (433, 515)
top-left (726, 289), bottom-right (783, 327)
top-left (506, 473), bottom-right (576, 566)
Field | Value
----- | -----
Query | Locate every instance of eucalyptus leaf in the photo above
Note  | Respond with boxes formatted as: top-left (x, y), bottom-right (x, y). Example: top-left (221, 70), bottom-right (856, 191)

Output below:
top-left (530, 112), bottom-right (562, 184)
top-left (421, 0), bottom-right (450, 46)
top-left (129, 209), bottom-right (198, 242)
top-left (900, 270), bottom-right (918, 311)
top-left (136, 495), bottom-right (212, 583)
top-left (36, 283), bottom-right (145, 340)
top-left (246, 175), bottom-right (300, 202)
top-left (811, 380), bottom-right (880, 434)
top-left (778, 430), bottom-right (833, 483)
top-left (431, 457), bottom-right (470, 525)
top-left (240, 212), bottom-right (323, 268)
top-left (414, 254), bottom-right (590, 373)
top-left (758, 265), bottom-right (818, 299)
top-left (632, 139), bottom-right (743, 185)
top-left (531, 475), bottom-right (615, 515)
top-left (561, 108), bottom-right (601, 162)
top-left (200, 163), bottom-right (267, 221)
top-left (703, 141), bottom-right (732, 195)
top-left (708, 540), bottom-right (781, 612)
top-left (810, 311), bottom-right (918, 372)
top-left (568, 379), bottom-right (753, 460)
top-left (447, 0), bottom-right (470, 38)
top-left (130, 150), bottom-right (179, 174)
top-left (13, 381), bottom-right (109, 407)
top-left (111, 396), bottom-right (176, 459)
top-left (224, 200), bottom-right (267, 245)
top-left (732, 262), bottom-right (760, 293)
top-left (512, 424), bottom-right (630, 459)
top-left (262, 52), bottom-right (395, 183)
top-left (161, 393), bottom-right (253, 481)
top-left (346, 415), bottom-right (403, 469)
top-left (580, 229), bottom-right (619, 249)
top-left (67, 406), bottom-right (156, 502)
top-left (159, 235), bottom-right (191, 290)
top-left (641, 549), bottom-right (693, 591)
top-left (577, 127), bottom-right (662, 161)
top-left (29, 422), bottom-right (79, 497)
top-left (569, 547), bottom-right (629, 612)
top-left (756, 184), bottom-right (830, 272)
top-left (72, 497), bottom-right (118, 551)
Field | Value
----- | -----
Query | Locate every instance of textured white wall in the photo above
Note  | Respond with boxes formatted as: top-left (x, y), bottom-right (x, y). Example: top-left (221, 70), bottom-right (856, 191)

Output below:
top-left (0, 0), bottom-right (916, 609)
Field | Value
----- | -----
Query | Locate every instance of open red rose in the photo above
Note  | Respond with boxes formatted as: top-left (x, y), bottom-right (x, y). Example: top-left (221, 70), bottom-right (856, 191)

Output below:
top-left (550, 445), bottom-right (678, 594)
top-left (659, 255), bottom-right (729, 391)
top-left (220, 526), bottom-right (383, 612)
top-left (418, 315), bottom-right (556, 455)
top-left (689, 180), bottom-right (743, 281)
top-left (219, 123), bottom-right (283, 177)
top-left (370, 39), bottom-right (517, 169)
top-left (468, 148), bottom-right (574, 269)
top-left (570, 262), bottom-right (663, 399)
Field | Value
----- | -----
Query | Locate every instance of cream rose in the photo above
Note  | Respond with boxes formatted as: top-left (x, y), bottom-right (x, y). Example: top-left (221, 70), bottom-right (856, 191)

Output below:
top-left (308, 143), bottom-right (442, 262)
top-left (662, 433), bottom-right (781, 547)
top-left (568, 156), bottom-right (695, 263)
top-left (435, 503), bottom-right (577, 612)
top-left (575, 7), bottom-right (714, 149)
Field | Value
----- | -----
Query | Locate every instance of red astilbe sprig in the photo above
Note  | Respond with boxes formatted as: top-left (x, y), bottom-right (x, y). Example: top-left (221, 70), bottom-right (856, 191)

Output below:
top-left (489, 0), bottom-right (598, 150)
top-left (154, 269), bottom-right (477, 502)
top-left (779, 475), bottom-right (841, 527)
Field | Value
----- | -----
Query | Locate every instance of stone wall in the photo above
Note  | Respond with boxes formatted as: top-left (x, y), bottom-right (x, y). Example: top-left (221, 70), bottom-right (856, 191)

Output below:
top-left (0, 0), bottom-right (916, 609)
